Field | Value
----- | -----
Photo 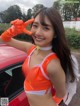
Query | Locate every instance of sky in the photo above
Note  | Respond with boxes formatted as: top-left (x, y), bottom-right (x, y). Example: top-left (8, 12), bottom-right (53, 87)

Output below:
top-left (0, 0), bottom-right (57, 13)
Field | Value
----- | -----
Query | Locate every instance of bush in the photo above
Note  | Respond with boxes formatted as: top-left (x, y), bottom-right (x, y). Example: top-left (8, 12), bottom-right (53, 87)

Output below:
top-left (0, 30), bottom-right (4, 35)
top-left (0, 23), bottom-right (11, 31)
top-left (14, 34), bottom-right (32, 42)
top-left (65, 28), bottom-right (80, 49)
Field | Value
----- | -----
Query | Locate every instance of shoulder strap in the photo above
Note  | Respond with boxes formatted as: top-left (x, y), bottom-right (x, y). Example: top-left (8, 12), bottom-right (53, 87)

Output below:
top-left (42, 53), bottom-right (58, 76)
top-left (27, 45), bottom-right (36, 56)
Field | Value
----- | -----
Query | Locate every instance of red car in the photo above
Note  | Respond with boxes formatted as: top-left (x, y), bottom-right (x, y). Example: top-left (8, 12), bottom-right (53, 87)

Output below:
top-left (0, 44), bottom-right (29, 106)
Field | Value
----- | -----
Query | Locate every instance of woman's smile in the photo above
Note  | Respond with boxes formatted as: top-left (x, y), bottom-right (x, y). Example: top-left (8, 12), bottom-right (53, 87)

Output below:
top-left (33, 35), bottom-right (45, 42)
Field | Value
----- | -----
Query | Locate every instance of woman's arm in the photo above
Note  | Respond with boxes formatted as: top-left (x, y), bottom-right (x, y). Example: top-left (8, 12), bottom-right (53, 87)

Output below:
top-left (0, 18), bottom-right (34, 52)
top-left (47, 59), bottom-right (66, 98)
top-left (1, 38), bottom-right (33, 53)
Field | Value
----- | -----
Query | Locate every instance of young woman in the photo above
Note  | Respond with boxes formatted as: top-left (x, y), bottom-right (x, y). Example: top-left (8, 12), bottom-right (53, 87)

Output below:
top-left (0, 7), bottom-right (76, 106)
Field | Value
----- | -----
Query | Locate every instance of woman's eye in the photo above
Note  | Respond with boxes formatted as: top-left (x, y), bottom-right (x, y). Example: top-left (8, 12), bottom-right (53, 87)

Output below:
top-left (32, 24), bottom-right (38, 28)
top-left (43, 26), bottom-right (49, 30)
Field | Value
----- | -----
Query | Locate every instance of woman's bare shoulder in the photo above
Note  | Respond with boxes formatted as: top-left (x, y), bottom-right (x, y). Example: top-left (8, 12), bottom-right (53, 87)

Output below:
top-left (47, 58), bottom-right (66, 98)
top-left (47, 58), bottom-right (62, 74)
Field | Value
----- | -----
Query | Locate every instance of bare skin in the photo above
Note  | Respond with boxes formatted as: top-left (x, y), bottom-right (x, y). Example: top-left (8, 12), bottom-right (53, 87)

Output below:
top-left (26, 93), bottom-right (57, 106)
top-left (0, 14), bottom-right (66, 106)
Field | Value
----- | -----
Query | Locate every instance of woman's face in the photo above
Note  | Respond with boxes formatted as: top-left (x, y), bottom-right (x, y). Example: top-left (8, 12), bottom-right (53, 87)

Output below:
top-left (31, 14), bottom-right (55, 47)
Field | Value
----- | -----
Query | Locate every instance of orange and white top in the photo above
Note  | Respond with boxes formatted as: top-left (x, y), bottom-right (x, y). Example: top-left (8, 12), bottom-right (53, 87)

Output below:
top-left (22, 45), bottom-right (62, 104)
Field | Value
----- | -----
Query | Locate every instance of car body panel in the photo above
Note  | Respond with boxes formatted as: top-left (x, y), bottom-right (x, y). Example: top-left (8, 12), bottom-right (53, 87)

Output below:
top-left (9, 92), bottom-right (29, 106)
top-left (0, 44), bottom-right (30, 106)
top-left (0, 44), bottom-right (27, 69)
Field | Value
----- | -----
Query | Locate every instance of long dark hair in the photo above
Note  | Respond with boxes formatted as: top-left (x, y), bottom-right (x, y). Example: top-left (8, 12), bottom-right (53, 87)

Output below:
top-left (33, 7), bottom-right (75, 82)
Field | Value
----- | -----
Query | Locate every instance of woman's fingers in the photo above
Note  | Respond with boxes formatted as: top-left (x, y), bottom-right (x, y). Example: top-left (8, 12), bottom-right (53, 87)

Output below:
top-left (24, 18), bottom-right (34, 26)
top-left (23, 28), bottom-right (33, 35)
top-left (11, 19), bottom-right (24, 25)
top-left (10, 18), bottom-right (34, 35)
top-left (11, 18), bottom-right (34, 26)
top-left (23, 19), bottom-right (34, 35)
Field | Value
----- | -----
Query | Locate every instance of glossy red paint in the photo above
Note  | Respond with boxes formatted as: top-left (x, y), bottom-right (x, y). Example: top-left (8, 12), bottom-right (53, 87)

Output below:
top-left (9, 92), bottom-right (30, 106)
top-left (0, 44), bottom-right (27, 69)
top-left (0, 44), bottom-right (29, 106)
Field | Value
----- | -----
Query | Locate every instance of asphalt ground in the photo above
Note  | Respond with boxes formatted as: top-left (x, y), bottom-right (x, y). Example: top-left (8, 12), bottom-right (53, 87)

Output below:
top-left (68, 52), bottom-right (80, 106)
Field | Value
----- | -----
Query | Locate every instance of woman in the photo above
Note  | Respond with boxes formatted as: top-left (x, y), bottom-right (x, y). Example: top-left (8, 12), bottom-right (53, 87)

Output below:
top-left (0, 7), bottom-right (76, 106)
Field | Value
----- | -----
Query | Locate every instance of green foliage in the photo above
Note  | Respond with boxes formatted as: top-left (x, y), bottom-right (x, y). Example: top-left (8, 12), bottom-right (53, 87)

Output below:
top-left (65, 28), bottom-right (80, 49)
top-left (0, 5), bottom-right (22, 23)
top-left (26, 9), bottom-right (32, 20)
top-left (0, 23), bottom-right (80, 49)
top-left (14, 34), bottom-right (32, 42)
top-left (0, 23), bottom-right (11, 31)
top-left (53, 0), bottom-right (80, 21)
top-left (53, 0), bottom-right (61, 11)
top-left (0, 4), bottom-right (45, 23)
top-left (32, 4), bottom-right (44, 16)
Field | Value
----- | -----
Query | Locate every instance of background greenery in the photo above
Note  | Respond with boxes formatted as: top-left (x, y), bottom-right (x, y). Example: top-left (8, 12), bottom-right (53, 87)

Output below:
top-left (0, 0), bottom-right (80, 49)
top-left (0, 23), bottom-right (80, 49)
top-left (0, 0), bottom-right (80, 23)
top-left (65, 28), bottom-right (80, 49)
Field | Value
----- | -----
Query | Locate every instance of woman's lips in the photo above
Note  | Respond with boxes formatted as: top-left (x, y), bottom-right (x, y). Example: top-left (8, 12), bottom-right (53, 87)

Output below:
top-left (33, 35), bottom-right (45, 41)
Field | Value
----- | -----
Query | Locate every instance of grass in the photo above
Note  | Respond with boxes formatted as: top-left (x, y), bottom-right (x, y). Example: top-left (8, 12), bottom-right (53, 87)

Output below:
top-left (65, 28), bottom-right (80, 36)
top-left (0, 23), bottom-right (11, 31)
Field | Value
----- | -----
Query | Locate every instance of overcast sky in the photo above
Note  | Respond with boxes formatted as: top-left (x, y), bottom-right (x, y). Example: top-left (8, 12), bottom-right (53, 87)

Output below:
top-left (0, 0), bottom-right (57, 13)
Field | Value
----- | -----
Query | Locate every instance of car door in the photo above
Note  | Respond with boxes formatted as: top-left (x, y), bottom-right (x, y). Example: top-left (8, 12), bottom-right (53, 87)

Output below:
top-left (0, 63), bottom-right (29, 106)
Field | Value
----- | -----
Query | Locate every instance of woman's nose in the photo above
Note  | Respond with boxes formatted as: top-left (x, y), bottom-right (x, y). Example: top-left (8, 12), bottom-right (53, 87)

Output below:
top-left (36, 27), bottom-right (42, 35)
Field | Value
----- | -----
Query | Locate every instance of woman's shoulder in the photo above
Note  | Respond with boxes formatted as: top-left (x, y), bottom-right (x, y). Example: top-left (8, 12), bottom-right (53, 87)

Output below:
top-left (27, 43), bottom-right (36, 54)
top-left (48, 57), bottom-right (60, 69)
top-left (47, 57), bottom-right (64, 76)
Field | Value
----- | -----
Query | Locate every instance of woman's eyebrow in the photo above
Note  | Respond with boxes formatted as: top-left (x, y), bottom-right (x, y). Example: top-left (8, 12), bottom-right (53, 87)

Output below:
top-left (33, 22), bottom-right (51, 27)
top-left (33, 22), bottom-right (38, 24)
top-left (41, 23), bottom-right (52, 27)
top-left (44, 23), bottom-right (51, 27)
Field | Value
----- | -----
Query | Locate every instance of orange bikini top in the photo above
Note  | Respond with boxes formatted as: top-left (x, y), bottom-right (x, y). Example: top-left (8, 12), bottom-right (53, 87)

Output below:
top-left (22, 45), bottom-right (57, 93)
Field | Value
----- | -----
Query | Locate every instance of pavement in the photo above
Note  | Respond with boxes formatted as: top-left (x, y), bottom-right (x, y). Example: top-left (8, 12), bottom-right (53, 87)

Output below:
top-left (68, 53), bottom-right (80, 106)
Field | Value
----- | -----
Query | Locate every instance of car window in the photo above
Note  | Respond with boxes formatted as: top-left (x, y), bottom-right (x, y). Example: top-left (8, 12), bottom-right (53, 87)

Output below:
top-left (0, 64), bottom-right (25, 99)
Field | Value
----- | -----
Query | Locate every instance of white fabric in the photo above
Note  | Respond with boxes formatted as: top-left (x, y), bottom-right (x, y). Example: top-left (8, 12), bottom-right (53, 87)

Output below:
top-left (25, 88), bottom-right (51, 95)
top-left (63, 55), bottom-right (80, 105)
top-left (25, 90), bottom-right (47, 95)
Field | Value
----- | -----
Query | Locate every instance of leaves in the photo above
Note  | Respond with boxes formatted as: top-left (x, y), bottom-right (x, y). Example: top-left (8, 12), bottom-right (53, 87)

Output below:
top-left (0, 5), bottom-right (22, 23)
top-left (53, 0), bottom-right (80, 21)
top-left (65, 28), bottom-right (80, 49)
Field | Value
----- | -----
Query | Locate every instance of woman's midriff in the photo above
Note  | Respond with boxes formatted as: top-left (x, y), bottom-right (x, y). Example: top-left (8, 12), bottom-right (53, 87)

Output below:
top-left (26, 93), bottom-right (57, 106)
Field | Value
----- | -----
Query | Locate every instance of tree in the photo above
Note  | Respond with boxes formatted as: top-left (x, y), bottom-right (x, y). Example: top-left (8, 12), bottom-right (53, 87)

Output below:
top-left (26, 9), bottom-right (32, 20)
top-left (62, 0), bottom-right (80, 20)
top-left (1, 5), bottom-right (22, 23)
top-left (53, 0), bottom-right (61, 11)
top-left (32, 4), bottom-right (44, 16)
top-left (21, 8), bottom-right (32, 22)
top-left (53, 0), bottom-right (80, 21)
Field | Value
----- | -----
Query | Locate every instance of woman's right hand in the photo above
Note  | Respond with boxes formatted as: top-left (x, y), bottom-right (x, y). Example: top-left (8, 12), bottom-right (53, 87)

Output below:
top-left (0, 18), bottom-right (34, 42)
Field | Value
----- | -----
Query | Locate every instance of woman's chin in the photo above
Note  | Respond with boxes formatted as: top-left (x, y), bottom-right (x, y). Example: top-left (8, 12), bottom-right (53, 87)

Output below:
top-left (34, 41), bottom-right (42, 46)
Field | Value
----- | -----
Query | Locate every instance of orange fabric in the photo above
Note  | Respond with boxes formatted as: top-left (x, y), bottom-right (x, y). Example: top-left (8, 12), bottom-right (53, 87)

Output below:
top-left (22, 46), bottom-right (63, 104)
top-left (27, 45), bottom-right (36, 56)
top-left (1, 31), bottom-right (12, 42)
top-left (42, 53), bottom-right (58, 77)
top-left (1, 18), bottom-right (34, 42)
top-left (53, 96), bottom-right (63, 104)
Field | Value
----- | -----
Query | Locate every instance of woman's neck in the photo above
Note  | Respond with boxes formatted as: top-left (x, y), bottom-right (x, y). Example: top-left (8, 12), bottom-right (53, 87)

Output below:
top-left (36, 45), bottom-right (52, 51)
top-left (36, 45), bottom-right (52, 55)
